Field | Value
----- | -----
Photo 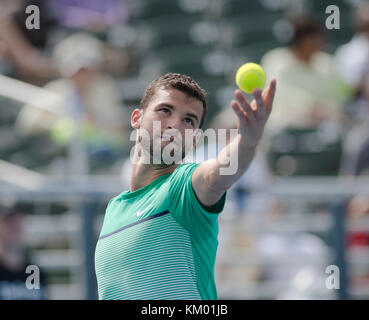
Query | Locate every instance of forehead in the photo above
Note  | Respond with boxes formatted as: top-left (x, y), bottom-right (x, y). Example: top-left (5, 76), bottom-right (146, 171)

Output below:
top-left (148, 87), bottom-right (203, 116)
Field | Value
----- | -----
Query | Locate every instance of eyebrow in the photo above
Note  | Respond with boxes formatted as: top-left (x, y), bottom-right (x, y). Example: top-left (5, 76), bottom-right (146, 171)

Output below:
top-left (157, 103), bottom-right (199, 124)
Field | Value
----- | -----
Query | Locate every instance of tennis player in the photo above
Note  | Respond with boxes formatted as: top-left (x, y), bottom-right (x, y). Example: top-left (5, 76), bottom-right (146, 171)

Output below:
top-left (95, 73), bottom-right (276, 300)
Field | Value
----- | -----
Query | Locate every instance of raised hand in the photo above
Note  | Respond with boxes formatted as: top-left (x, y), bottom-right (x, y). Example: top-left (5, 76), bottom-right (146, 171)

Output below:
top-left (231, 79), bottom-right (276, 148)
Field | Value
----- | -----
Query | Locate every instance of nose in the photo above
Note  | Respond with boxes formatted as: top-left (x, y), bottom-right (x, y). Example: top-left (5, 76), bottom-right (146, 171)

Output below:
top-left (163, 120), bottom-right (182, 141)
top-left (165, 116), bottom-right (182, 131)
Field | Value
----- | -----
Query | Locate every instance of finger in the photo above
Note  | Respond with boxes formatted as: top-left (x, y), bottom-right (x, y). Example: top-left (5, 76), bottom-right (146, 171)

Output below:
top-left (234, 89), bottom-right (256, 123)
top-left (262, 79), bottom-right (276, 115)
top-left (231, 100), bottom-right (249, 127)
top-left (252, 88), bottom-right (265, 120)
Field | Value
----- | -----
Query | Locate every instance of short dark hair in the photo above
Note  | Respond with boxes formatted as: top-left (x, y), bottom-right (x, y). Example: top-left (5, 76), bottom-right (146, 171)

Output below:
top-left (140, 73), bottom-right (207, 128)
top-left (289, 14), bottom-right (324, 46)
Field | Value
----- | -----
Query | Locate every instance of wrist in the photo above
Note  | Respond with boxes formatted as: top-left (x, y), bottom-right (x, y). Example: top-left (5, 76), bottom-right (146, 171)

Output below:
top-left (238, 134), bottom-right (258, 150)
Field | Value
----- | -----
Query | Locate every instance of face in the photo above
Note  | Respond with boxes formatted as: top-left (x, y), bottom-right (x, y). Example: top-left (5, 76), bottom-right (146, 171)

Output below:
top-left (299, 33), bottom-right (325, 55)
top-left (71, 67), bottom-right (97, 91)
top-left (131, 88), bottom-right (204, 165)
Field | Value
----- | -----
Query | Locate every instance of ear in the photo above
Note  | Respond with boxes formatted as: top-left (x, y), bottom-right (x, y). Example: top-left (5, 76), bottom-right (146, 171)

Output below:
top-left (131, 108), bottom-right (143, 129)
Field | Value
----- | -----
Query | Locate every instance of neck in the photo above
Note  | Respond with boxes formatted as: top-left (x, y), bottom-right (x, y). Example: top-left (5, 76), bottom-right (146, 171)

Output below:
top-left (130, 162), bottom-right (178, 192)
top-left (129, 145), bottom-right (179, 192)
top-left (291, 46), bottom-right (314, 63)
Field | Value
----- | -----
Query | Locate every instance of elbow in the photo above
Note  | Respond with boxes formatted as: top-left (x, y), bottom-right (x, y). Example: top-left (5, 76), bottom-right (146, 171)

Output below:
top-left (205, 167), bottom-right (233, 193)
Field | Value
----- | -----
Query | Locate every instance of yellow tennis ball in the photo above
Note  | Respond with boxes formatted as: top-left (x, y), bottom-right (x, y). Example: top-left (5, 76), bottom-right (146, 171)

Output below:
top-left (235, 62), bottom-right (266, 94)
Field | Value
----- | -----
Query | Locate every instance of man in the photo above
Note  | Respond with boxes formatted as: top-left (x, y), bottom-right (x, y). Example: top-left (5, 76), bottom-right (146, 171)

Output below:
top-left (95, 73), bottom-right (276, 300)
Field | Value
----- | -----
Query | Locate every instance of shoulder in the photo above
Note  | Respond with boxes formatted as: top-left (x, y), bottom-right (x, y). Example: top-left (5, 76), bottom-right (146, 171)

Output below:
top-left (166, 162), bottom-right (201, 189)
top-left (106, 191), bottom-right (128, 208)
top-left (170, 162), bottom-right (200, 178)
top-left (312, 51), bottom-right (336, 72)
top-left (261, 47), bottom-right (292, 63)
top-left (261, 47), bottom-right (295, 78)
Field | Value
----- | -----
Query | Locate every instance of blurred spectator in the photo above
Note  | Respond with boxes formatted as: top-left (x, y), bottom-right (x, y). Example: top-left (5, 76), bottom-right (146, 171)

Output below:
top-left (0, 204), bottom-right (47, 299)
top-left (336, 2), bottom-right (369, 177)
top-left (261, 14), bottom-right (349, 132)
top-left (15, 33), bottom-right (131, 174)
top-left (335, 2), bottom-right (369, 108)
top-left (0, 0), bottom-right (56, 82)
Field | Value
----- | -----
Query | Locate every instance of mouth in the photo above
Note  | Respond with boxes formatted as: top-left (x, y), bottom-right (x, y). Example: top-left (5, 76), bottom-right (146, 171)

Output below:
top-left (161, 134), bottom-right (176, 142)
top-left (159, 135), bottom-right (183, 150)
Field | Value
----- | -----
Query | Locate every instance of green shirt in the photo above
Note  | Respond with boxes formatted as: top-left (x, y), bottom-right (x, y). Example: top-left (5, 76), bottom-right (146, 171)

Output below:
top-left (95, 162), bottom-right (227, 300)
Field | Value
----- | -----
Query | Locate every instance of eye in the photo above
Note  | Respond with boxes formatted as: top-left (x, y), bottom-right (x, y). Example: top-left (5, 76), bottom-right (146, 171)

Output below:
top-left (159, 108), bottom-right (169, 113)
top-left (184, 118), bottom-right (194, 126)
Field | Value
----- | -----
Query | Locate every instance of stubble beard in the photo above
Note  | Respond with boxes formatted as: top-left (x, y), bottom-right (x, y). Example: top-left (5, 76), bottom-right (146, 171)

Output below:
top-left (148, 136), bottom-right (187, 167)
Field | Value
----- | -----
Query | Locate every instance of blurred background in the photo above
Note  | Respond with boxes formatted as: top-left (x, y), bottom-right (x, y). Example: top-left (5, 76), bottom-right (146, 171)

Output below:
top-left (0, 0), bottom-right (369, 300)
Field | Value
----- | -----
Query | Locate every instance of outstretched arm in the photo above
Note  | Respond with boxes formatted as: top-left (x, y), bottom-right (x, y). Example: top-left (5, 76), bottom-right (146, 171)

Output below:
top-left (192, 79), bottom-right (277, 207)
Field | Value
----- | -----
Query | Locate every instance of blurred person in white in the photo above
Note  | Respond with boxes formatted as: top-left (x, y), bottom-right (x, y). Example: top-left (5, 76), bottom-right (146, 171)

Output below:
top-left (0, 203), bottom-right (47, 299)
top-left (15, 33), bottom-right (130, 174)
top-left (335, 2), bottom-right (369, 177)
top-left (261, 14), bottom-right (349, 133)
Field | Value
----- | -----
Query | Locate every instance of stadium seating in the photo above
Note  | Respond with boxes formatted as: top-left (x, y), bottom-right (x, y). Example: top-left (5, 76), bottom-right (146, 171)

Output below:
top-left (268, 127), bottom-right (343, 176)
top-left (131, 0), bottom-right (210, 20)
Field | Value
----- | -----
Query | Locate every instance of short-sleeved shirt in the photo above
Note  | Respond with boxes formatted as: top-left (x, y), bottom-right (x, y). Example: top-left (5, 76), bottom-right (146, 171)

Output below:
top-left (95, 162), bottom-right (227, 300)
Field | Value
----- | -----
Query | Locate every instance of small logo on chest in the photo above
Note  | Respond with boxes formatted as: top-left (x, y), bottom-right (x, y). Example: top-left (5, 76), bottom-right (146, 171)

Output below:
top-left (136, 207), bottom-right (150, 217)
